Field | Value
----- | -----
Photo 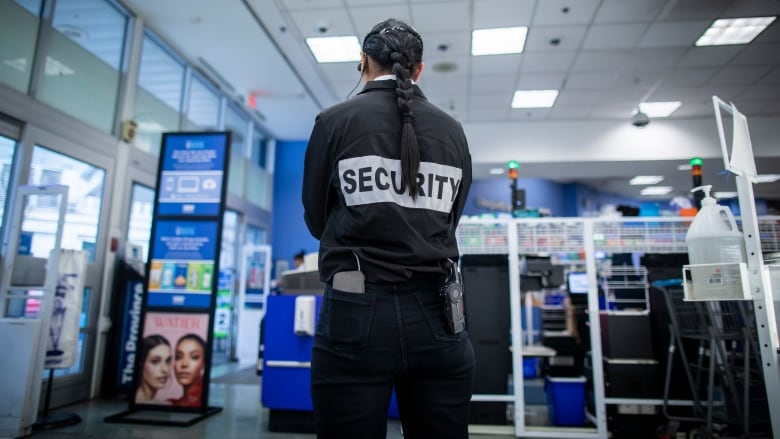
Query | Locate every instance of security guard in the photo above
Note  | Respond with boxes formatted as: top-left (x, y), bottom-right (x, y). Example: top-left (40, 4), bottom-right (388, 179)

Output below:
top-left (303, 18), bottom-right (474, 439)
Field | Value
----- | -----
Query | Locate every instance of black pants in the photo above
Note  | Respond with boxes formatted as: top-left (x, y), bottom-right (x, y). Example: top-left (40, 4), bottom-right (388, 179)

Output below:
top-left (311, 280), bottom-right (475, 439)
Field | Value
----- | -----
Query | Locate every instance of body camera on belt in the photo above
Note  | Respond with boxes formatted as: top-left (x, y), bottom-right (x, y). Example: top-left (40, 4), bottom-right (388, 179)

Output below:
top-left (440, 259), bottom-right (465, 334)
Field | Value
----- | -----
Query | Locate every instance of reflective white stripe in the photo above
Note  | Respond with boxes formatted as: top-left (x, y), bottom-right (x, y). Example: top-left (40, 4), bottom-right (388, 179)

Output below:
top-left (338, 155), bottom-right (462, 213)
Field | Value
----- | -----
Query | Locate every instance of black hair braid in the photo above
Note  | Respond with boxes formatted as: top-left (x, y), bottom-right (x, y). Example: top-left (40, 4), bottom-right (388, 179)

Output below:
top-left (390, 49), bottom-right (420, 199)
top-left (362, 19), bottom-right (423, 200)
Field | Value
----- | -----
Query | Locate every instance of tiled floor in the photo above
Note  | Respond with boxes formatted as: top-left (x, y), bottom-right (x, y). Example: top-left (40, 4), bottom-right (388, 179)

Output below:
top-left (26, 364), bottom-right (517, 439)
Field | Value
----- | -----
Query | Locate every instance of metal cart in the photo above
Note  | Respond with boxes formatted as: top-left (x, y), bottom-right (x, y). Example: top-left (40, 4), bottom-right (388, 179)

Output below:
top-left (657, 283), bottom-right (770, 437)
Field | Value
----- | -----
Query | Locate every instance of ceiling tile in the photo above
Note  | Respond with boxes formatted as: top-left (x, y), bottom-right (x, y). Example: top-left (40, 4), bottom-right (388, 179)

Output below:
top-left (753, 20), bottom-right (780, 43)
top-left (662, 67), bottom-right (719, 86)
top-left (693, 84), bottom-right (747, 102)
top-left (709, 65), bottom-right (773, 85)
top-left (554, 90), bottom-right (606, 104)
top-left (730, 43), bottom-right (780, 66)
top-left (345, 0), bottom-right (406, 6)
top-left (582, 24), bottom-right (648, 50)
top-left (473, 0), bottom-right (535, 28)
top-left (590, 99), bottom-right (637, 119)
top-left (423, 56), bottom-right (470, 78)
top-left (418, 75), bottom-right (469, 95)
top-left (318, 61), bottom-right (362, 84)
top-left (671, 100), bottom-right (714, 118)
top-left (718, 0), bottom-right (780, 18)
top-left (281, 0), bottom-right (345, 11)
top-left (593, 0), bottom-right (667, 24)
top-left (647, 85), bottom-right (699, 102)
top-left (658, 0), bottom-right (730, 21)
top-left (508, 108), bottom-right (552, 120)
top-left (421, 32), bottom-right (472, 59)
top-left (548, 102), bottom-right (595, 119)
top-left (410, 1), bottom-right (470, 33)
top-left (289, 8), bottom-right (355, 37)
top-left (731, 100), bottom-right (776, 116)
top-left (759, 66), bottom-right (780, 83)
top-left (622, 48), bottom-right (686, 69)
top-left (676, 46), bottom-right (744, 67)
top-left (638, 21), bottom-right (712, 48)
top-left (532, 0), bottom-right (601, 26)
top-left (469, 74), bottom-right (517, 93)
top-left (472, 54), bottom-right (521, 75)
top-left (740, 84), bottom-right (780, 100)
top-left (564, 71), bottom-right (618, 90)
top-left (350, 5), bottom-right (413, 38)
top-left (330, 80), bottom-right (365, 99)
top-left (426, 94), bottom-right (468, 116)
top-left (516, 72), bottom-right (566, 89)
top-left (571, 50), bottom-right (628, 71)
top-left (468, 107), bottom-right (510, 122)
top-left (520, 51), bottom-right (576, 72)
top-left (469, 92), bottom-right (511, 108)
top-left (524, 25), bottom-right (588, 52)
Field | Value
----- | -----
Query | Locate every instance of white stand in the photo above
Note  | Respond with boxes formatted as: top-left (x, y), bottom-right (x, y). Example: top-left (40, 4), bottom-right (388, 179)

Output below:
top-left (0, 185), bottom-right (68, 439)
top-left (712, 96), bottom-right (780, 435)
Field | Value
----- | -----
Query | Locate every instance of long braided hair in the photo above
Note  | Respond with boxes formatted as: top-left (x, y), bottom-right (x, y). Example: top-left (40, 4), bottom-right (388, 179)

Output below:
top-left (362, 19), bottom-right (424, 200)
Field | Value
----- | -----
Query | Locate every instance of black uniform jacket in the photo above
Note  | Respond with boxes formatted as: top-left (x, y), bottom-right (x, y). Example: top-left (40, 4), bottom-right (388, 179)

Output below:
top-left (302, 79), bottom-right (472, 284)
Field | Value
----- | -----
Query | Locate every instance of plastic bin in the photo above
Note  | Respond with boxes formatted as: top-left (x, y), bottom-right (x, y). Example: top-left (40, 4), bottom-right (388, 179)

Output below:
top-left (544, 376), bottom-right (586, 426)
top-left (523, 358), bottom-right (538, 378)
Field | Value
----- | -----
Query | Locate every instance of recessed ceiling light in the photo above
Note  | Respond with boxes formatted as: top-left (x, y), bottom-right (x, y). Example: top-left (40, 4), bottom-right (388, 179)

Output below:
top-left (489, 168), bottom-right (505, 175)
top-left (472, 27), bottom-right (528, 56)
top-left (511, 90), bottom-right (559, 108)
top-left (677, 164), bottom-right (693, 171)
top-left (714, 191), bottom-right (738, 199)
top-left (695, 16), bottom-right (777, 46)
top-left (630, 175), bottom-right (665, 185)
top-left (640, 186), bottom-right (673, 196)
top-left (305, 36), bottom-right (361, 63)
top-left (637, 102), bottom-right (681, 118)
top-left (755, 174), bottom-right (780, 183)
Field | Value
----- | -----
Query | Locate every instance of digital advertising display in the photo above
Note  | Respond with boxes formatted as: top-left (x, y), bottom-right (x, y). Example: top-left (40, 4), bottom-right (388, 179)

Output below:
top-left (147, 219), bottom-right (218, 309)
top-left (156, 132), bottom-right (228, 216)
top-left (132, 311), bottom-right (211, 409)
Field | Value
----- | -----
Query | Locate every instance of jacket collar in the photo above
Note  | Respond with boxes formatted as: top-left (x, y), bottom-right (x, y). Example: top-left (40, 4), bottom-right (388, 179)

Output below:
top-left (358, 79), bottom-right (427, 100)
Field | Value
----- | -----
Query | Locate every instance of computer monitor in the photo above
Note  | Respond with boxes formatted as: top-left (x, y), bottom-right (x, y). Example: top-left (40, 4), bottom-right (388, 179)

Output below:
top-left (567, 271), bottom-right (589, 294)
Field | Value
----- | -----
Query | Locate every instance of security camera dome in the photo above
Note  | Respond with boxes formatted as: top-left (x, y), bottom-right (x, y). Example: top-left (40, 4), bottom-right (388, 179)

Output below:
top-left (632, 111), bottom-right (650, 128)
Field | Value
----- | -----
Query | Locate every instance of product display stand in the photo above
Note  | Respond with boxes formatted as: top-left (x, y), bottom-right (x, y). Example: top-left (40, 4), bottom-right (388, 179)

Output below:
top-left (31, 368), bottom-right (81, 431)
top-left (709, 96), bottom-right (780, 434)
top-left (0, 185), bottom-right (68, 438)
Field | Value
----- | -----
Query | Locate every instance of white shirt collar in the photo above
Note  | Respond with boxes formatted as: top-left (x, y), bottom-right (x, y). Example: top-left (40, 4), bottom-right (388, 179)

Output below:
top-left (374, 74), bottom-right (415, 84)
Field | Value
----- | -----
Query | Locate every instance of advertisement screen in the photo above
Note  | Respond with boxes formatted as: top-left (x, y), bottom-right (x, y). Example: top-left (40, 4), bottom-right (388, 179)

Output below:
top-left (147, 219), bottom-right (218, 309)
top-left (133, 311), bottom-right (210, 408)
top-left (156, 132), bottom-right (228, 216)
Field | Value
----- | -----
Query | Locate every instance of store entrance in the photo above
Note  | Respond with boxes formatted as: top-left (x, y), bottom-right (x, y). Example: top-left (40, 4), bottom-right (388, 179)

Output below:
top-left (4, 124), bottom-right (113, 408)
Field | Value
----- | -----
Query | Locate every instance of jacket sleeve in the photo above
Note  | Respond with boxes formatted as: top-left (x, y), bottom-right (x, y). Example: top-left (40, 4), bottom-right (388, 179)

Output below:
top-left (302, 115), bottom-right (331, 240)
top-left (452, 134), bottom-right (472, 226)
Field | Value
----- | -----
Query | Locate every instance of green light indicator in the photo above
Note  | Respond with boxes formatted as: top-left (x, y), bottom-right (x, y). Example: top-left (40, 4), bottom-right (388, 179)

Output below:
top-left (690, 157), bottom-right (703, 166)
top-left (507, 160), bottom-right (519, 169)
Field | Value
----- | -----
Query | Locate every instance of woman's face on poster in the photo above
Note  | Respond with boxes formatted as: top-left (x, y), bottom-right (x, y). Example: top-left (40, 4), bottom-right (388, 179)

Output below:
top-left (143, 344), bottom-right (171, 390)
top-left (174, 338), bottom-right (204, 386)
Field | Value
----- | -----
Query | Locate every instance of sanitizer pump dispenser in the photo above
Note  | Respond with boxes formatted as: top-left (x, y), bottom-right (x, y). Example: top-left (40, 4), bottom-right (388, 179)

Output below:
top-left (685, 185), bottom-right (746, 266)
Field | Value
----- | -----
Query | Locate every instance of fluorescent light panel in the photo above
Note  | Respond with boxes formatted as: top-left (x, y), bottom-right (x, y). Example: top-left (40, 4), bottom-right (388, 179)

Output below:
top-left (677, 164), bottom-right (693, 171)
top-left (695, 16), bottom-right (777, 46)
top-left (512, 89), bottom-right (559, 108)
top-left (756, 174), bottom-right (780, 183)
top-left (472, 27), bottom-right (528, 56)
top-left (489, 168), bottom-right (505, 175)
top-left (638, 101), bottom-right (681, 118)
top-left (714, 191), bottom-right (738, 199)
top-left (640, 186), bottom-right (673, 196)
top-left (630, 175), bottom-right (665, 185)
top-left (306, 36), bottom-right (362, 63)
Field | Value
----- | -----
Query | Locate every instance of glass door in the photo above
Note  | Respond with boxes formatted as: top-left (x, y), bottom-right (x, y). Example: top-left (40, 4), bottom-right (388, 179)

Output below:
top-left (15, 125), bottom-right (113, 407)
